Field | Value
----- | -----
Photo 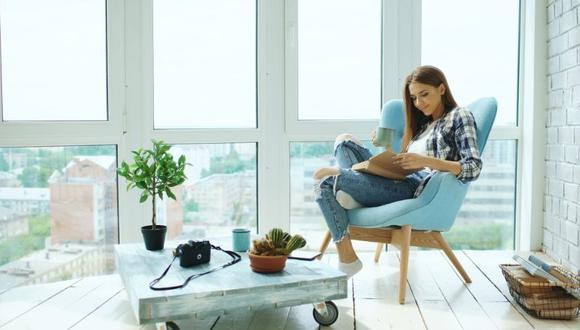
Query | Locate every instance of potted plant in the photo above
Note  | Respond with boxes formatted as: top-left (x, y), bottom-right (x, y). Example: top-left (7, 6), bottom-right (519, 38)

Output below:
top-left (248, 228), bottom-right (306, 273)
top-left (117, 140), bottom-right (189, 251)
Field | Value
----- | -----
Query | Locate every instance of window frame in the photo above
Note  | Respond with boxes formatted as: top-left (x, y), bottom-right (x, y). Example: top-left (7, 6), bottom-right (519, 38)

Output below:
top-left (122, 0), bottom-right (274, 241)
top-left (0, 0), bottom-right (125, 236)
top-left (0, 0), bottom-right (121, 146)
top-left (515, 0), bottom-right (546, 251)
top-left (416, 0), bottom-right (525, 250)
top-left (0, 0), bottom-right (543, 251)
top-left (284, 0), bottom-right (420, 137)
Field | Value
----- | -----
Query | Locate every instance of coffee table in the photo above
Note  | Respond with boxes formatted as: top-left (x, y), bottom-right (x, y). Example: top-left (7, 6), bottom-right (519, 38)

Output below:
top-left (115, 242), bottom-right (347, 327)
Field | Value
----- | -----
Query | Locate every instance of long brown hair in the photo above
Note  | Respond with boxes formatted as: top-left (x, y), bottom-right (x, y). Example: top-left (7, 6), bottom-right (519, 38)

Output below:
top-left (402, 65), bottom-right (458, 150)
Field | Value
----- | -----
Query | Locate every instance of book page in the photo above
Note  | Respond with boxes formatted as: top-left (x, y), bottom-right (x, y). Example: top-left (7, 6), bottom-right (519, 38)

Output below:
top-left (352, 149), bottom-right (413, 180)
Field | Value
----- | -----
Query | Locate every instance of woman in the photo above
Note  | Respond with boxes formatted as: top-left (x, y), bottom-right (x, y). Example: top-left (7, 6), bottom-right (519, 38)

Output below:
top-left (313, 65), bottom-right (482, 277)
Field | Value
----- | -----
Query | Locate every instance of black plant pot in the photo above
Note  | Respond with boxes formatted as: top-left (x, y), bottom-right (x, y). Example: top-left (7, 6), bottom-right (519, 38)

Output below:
top-left (141, 225), bottom-right (167, 251)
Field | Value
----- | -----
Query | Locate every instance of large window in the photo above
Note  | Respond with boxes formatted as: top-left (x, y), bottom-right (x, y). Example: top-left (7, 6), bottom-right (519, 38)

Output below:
top-left (422, 0), bottom-right (520, 249)
top-left (0, 1), bottom-right (529, 294)
top-left (290, 141), bottom-right (334, 250)
top-left (290, 141), bottom-right (382, 251)
top-left (421, 0), bottom-right (519, 126)
top-left (0, 146), bottom-right (117, 291)
top-left (160, 143), bottom-right (257, 240)
top-left (445, 140), bottom-right (517, 249)
top-left (0, 0), bottom-right (107, 121)
top-left (153, 0), bottom-right (257, 129)
top-left (0, 0), bottom-right (116, 291)
top-left (294, 0), bottom-right (382, 120)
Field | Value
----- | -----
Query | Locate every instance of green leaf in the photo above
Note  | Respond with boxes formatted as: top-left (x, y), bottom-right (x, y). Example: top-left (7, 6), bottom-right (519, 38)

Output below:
top-left (166, 188), bottom-right (176, 200)
top-left (117, 141), bottom-right (190, 206)
top-left (139, 191), bottom-right (149, 203)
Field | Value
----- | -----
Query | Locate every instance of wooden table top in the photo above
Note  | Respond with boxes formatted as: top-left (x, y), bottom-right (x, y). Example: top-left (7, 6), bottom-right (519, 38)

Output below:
top-left (115, 242), bottom-right (347, 325)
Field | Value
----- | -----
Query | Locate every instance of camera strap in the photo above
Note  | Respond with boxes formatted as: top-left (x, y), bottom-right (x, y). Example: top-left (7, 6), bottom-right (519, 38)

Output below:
top-left (149, 244), bottom-right (241, 291)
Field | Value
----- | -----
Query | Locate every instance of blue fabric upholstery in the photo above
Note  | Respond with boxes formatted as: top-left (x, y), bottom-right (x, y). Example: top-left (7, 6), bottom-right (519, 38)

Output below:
top-left (347, 98), bottom-right (497, 232)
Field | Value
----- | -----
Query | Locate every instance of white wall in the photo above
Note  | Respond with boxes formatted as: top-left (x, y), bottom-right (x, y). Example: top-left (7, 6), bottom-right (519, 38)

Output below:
top-left (544, 0), bottom-right (580, 272)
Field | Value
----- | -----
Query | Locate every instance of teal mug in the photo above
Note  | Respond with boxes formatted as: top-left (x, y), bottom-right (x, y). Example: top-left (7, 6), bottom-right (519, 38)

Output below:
top-left (232, 228), bottom-right (251, 252)
top-left (374, 127), bottom-right (395, 148)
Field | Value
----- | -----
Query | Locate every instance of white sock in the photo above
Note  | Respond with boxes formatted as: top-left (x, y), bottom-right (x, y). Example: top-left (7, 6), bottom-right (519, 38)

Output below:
top-left (338, 259), bottom-right (363, 278)
top-left (336, 190), bottom-right (362, 209)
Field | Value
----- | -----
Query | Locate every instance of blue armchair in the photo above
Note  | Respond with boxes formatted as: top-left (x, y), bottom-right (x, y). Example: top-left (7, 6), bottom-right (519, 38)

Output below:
top-left (318, 97), bottom-right (497, 304)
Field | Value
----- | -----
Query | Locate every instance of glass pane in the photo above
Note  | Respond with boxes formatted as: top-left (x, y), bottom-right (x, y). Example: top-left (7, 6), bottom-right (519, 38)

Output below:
top-left (298, 0), bottom-right (381, 120)
top-left (153, 1), bottom-right (256, 129)
top-left (445, 140), bottom-right (516, 249)
top-left (421, 0), bottom-right (519, 126)
top-left (157, 143), bottom-right (257, 240)
top-left (0, 146), bottom-right (118, 291)
top-left (291, 140), bottom-right (516, 251)
top-left (0, 0), bottom-right (107, 121)
top-left (290, 141), bottom-right (381, 251)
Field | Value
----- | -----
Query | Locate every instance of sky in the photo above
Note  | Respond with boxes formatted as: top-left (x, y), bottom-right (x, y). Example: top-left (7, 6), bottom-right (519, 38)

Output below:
top-left (0, 0), bottom-right (518, 127)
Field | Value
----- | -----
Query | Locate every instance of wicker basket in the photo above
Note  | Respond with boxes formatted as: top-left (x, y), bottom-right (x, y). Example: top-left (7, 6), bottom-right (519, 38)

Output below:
top-left (500, 264), bottom-right (579, 320)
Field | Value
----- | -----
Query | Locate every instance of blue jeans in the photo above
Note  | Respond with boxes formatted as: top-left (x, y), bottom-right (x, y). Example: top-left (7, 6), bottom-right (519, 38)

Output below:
top-left (314, 140), bottom-right (423, 242)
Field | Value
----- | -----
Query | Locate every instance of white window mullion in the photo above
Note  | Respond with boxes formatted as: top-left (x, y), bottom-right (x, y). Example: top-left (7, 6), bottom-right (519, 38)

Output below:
top-left (516, 0), bottom-right (546, 251)
top-left (118, 0), bottom-right (149, 243)
top-left (257, 0), bottom-right (288, 234)
top-left (383, 0), bottom-right (421, 102)
top-left (0, 122), bottom-right (121, 146)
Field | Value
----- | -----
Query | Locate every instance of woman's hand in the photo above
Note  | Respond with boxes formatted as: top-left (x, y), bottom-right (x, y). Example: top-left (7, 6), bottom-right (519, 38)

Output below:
top-left (393, 153), bottom-right (463, 176)
top-left (392, 153), bottom-right (430, 171)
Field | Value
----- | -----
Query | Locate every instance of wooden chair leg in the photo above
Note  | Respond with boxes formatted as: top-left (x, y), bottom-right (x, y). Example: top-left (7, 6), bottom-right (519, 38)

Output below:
top-left (433, 232), bottom-right (472, 283)
top-left (374, 243), bottom-right (384, 262)
top-left (318, 231), bottom-right (332, 260)
top-left (395, 225), bottom-right (412, 304)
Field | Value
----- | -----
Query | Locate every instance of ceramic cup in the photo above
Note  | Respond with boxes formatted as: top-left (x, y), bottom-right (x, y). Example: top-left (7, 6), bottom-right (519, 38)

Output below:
top-left (374, 127), bottom-right (395, 147)
top-left (232, 228), bottom-right (251, 252)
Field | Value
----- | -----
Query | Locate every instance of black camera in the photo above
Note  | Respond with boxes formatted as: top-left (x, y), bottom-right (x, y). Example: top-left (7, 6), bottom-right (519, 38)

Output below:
top-left (173, 240), bottom-right (211, 268)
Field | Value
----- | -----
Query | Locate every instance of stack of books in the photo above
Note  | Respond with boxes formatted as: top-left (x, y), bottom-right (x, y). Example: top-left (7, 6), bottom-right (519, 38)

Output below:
top-left (500, 255), bottom-right (579, 320)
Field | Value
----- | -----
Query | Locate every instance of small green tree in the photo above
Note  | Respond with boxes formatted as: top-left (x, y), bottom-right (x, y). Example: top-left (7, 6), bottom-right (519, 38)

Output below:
top-left (117, 140), bottom-right (189, 229)
top-left (0, 153), bottom-right (8, 171)
top-left (184, 200), bottom-right (199, 213)
top-left (18, 166), bottom-right (52, 188)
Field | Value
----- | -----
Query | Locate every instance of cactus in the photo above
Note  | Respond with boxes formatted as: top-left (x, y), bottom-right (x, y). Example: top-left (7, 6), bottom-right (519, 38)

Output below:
top-left (251, 238), bottom-right (275, 254)
top-left (282, 232), bottom-right (291, 246)
top-left (249, 228), bottom-right (307, 256)
top-left (267, 228), bottom-right (285, 248)
top-left (285, 235), bottom-right (306, 253)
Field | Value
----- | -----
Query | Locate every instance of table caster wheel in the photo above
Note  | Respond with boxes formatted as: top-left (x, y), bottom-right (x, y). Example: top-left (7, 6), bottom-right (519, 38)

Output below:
top-left (166, 321), bottom-right (179, 330)
top-left (312, 301), bottom-right (339, 326)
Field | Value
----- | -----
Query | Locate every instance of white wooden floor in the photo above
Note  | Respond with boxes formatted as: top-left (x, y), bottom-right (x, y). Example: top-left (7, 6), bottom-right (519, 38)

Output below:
top-left (0, 250), bottom-right (578, 330)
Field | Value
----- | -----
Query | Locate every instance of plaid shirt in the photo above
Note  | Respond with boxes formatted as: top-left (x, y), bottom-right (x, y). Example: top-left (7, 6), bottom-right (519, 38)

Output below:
top-left (409, 106), bottom-right (482, 197)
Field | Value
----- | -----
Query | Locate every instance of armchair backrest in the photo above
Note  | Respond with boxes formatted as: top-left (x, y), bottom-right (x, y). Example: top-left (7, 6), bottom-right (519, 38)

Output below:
top-left (378, 100), bottom-right (405, 153)
top-left (469, 97), bottom-right (497, 153)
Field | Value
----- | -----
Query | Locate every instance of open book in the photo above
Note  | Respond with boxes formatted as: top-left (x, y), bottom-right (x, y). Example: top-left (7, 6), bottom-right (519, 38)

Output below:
top-left (352, 149), bottom-right (414, 180)
top-left (512, 255), bottom-right (559, 283)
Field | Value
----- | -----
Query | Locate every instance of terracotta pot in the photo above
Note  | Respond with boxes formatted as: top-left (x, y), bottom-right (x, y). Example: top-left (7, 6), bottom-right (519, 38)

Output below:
top-left (248, 253), bottom-right (288, 273)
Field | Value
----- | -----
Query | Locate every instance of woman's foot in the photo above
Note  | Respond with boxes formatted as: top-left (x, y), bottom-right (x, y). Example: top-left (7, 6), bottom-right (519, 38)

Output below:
top-left (336, 190), bottom-right (362, 209)
top-left (338, 259), bottom-right (363, 278)
top-left (313, 167), bottom-right (340, 180)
